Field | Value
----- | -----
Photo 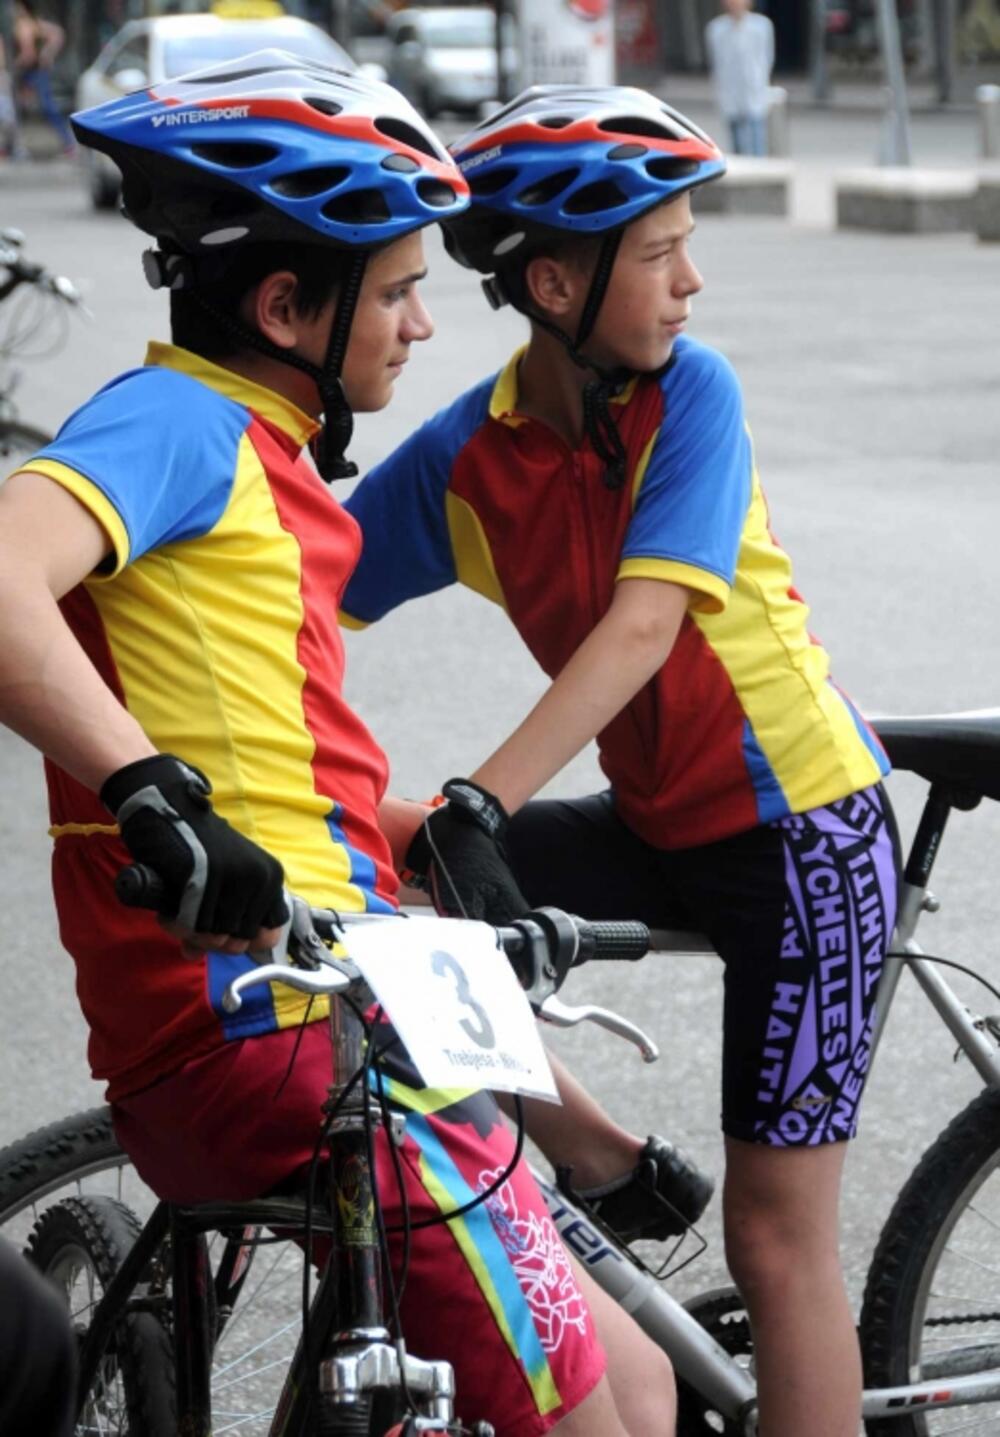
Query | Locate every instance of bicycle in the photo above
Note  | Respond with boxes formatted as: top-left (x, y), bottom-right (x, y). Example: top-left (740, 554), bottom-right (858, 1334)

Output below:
top-left (0, 227), bottom-right (82, 469)
top-left (2, 709), bottom-right (999, 1435)
top-left (0, 886), bottom-right (651, 1437)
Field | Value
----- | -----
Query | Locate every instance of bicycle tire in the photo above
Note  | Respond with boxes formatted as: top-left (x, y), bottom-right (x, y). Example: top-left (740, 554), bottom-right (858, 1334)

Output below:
top-left (0, 1106), bottom-right (126, 1221)
top-left (676, 1287), bottom-right (751, 1437)
top-left (0, 1108), bottom-right (304, 1436)
top-left (27, 1194), bottom-right (176, 1436)
top-left (0, 419), bottom-right (53, 472)
top-left (860, 1085), bottom-right (1000, 1437)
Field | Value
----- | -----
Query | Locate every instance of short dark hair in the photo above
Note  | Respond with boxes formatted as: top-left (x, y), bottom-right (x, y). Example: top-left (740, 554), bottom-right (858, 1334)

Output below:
top-left (169, 242), bottom-right (348, 359)
top-left (497, 229), bottom-right (604, 316)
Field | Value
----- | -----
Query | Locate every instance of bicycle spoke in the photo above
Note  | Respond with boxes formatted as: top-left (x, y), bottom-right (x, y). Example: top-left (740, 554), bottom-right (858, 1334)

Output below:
top-left (214, 1316), bottom-right (300, 1379)
top-left (213, 1348), bottom-right (297, 1393)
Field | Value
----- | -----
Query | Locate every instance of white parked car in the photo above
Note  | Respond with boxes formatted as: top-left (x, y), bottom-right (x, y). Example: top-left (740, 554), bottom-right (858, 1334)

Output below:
top-left (75, 12), bottom-right (358, 209)
top-left (386, 7), bottom-right (517, 119)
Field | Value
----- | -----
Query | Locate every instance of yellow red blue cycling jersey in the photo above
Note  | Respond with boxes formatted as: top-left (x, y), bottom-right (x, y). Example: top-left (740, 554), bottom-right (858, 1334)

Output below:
top-left (27, 342), bottom-right (397, 1098)
top-left (343, 336), bottom-right (888, 849)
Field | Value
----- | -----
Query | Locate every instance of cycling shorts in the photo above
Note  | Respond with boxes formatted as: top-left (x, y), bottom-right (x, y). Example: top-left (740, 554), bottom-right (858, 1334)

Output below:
top-left (112, 1018), bottom-right (605, 1435)
top-left (506, 783), bottom-right (899, 1146)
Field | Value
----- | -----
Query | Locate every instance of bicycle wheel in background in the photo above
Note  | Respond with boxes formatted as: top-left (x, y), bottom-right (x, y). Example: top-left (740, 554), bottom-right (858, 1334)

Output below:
top-left (27, 1194), bottom-right (175, 1436)
top-left (860, 1086), bottom-right (1000, 1437)
top-left (0, 420), bottom-right (52, 474)
top-left (0, 1108), bottom-right (311, 1437)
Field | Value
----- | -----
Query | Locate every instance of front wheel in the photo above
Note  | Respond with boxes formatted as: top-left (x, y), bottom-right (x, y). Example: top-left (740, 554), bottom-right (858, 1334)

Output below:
top-left (860, 1086), bottom-right (1000, 1437)
top-left (27, 1195), bottom-right (176, 1436)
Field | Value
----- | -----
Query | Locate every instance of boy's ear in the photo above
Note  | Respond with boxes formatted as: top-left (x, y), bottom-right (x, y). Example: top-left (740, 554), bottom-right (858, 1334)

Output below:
top-left (523, 254), bottom-right (578, 320)
top-left (246, 270), bottom-right (300, 350)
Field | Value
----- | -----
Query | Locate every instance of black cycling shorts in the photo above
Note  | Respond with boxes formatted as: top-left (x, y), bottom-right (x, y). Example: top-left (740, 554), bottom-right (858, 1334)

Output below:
top-left (506, 784), bottom-right (899, 1146)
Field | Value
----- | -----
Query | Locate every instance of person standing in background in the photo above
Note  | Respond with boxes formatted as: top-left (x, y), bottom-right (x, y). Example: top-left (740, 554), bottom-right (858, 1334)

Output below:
top-left (705, 0), bottom-right (775, 156)
top-left (12, 0), bottom-right (74, 156)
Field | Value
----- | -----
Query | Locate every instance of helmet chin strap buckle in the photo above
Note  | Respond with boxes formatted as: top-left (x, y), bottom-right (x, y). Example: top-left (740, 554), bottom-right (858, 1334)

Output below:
top-left (141, 248), bottom-right (197, 292)
top-left (481, 274), bottom-right (509, 312)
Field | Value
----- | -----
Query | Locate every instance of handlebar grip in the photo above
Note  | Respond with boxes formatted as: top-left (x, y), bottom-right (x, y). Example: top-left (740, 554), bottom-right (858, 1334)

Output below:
top-left (115, 863), bottom-right (168, 910)
top-left (577, 920), bottom-right (650, 963)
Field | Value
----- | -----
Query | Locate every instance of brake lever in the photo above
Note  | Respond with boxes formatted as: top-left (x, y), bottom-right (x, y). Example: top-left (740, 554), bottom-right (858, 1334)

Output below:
top-left (246, 891), bottom-right (338, 969)
top-left (537, 994), bottom-right (660, 1063)
top-left (222, 960), bottom-right (357, 1014)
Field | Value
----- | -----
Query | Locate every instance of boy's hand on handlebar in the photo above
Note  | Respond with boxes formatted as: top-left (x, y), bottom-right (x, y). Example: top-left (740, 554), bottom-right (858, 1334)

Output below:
top-left (101, 754), bottom-right (288, 950)
top-left (404, 778), bottom-right (530, 926)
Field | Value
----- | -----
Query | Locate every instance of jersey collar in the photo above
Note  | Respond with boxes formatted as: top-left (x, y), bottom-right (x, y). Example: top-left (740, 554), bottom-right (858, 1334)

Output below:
top-left (145, 342), bottom-right (321, 449)
top-left (489, 345), bottom-right (640, 429)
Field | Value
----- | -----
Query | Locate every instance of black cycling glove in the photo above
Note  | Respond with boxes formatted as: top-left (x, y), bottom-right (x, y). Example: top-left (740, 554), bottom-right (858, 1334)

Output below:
top-left (101, 754), bottom-right (288, 938)
top-left (404, 778), bottom-right (530, 926)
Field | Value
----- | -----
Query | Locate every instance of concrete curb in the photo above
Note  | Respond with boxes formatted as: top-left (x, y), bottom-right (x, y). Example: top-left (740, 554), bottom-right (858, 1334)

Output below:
top-left (835, 166), bottom-right (978, 232)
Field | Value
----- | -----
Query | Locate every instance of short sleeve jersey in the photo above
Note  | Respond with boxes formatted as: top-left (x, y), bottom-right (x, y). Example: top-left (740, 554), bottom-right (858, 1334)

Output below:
top-left (342, 336), bottom-right (888, 850)
top-left (28, 343), bottom-right (396, 1098)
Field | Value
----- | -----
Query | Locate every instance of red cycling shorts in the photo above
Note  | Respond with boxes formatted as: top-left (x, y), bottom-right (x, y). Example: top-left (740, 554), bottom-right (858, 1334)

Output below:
top-left (113, 1017), bottom-right (605, 1435)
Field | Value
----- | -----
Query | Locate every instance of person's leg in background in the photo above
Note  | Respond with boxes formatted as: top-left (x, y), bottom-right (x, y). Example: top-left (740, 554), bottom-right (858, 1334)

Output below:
top-left (747, 114), bottom-right (768, 156)
top-left (728, 115), bottom-right (751, 153)
top-left (21, 66), bottom-right (74, 151)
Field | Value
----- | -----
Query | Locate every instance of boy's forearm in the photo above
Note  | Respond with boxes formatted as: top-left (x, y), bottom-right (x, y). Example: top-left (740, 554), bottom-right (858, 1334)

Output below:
top-left (471, 580), bottom-right (688, 814)
top-left (377, 795), bottom-right (432, 873)
top-left (0, 567), bottom-right (154, 791)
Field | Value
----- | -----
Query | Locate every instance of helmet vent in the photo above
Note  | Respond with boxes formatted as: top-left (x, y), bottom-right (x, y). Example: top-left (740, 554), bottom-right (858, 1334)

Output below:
top-left (598, 116), bottom-right (677, 142)
top-left (563, 180), bottom-right (628, 215)
top-left (417, 178), bottom-right (458, 208)
top-left (645, 156), bottom-right (701, 181)
top-left (184, 65), bottom-right (283, 85)
top-left (375, 117), bottom-right (441, 160)
top-left (537, 114), bottom-right (574, 129)
top-left (269, 166), bottom-right (350, 198)
top-left (306, 96), bottom-right (344, 117)
top-left (322, 187), bottom-right (391, 224)
top-left (516, 167), bottom-right (579, 207)
top-left (468, 165), bottom-right (518, 196)
top-left (191, 142), bottom-right (279, 170)
top-left (608, 142), bottom-right (648, 161)
top-left (382, 153), bottom-right (421, 173)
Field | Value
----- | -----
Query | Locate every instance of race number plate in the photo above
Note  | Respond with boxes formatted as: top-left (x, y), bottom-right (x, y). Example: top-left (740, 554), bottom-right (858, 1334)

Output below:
top-left (345, 917), bottom-right (559, 1102)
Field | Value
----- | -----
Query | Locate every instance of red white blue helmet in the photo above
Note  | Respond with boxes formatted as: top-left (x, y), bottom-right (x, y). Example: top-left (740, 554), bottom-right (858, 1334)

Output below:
top-left (71, 50), bottom-right (470, 253)
top-left (445, 85), bottom-right (724, 274)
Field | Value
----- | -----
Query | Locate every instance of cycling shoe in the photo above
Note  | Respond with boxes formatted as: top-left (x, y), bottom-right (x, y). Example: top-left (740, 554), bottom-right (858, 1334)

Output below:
top-left (555, 1135), bottom-right (714, 1243)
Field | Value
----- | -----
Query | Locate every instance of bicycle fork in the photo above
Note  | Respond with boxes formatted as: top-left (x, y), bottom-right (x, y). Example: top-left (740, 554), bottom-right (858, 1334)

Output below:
top-left (273, 996), bottom-right (467, 1436)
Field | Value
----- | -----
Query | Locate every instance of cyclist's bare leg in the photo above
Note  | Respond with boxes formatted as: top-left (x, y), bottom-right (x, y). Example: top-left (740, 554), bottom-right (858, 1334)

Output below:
top-left (498, 1052), bottom-right (645, 1186)
top-left (723, 1137), bottom-right (858, 1437)
top-left (547, 1255), bottom-right (676, 1436)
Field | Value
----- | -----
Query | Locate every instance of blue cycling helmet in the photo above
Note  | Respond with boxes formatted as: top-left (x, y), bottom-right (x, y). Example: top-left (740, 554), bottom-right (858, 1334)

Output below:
top-left (71, 52), bottom-right (469, 483)
top-left (445, 86), bottom-right (724, 491)
top-left (71, 50), bottom-right (469, 253)
top-left (445, 85), bottom-right (723, 281)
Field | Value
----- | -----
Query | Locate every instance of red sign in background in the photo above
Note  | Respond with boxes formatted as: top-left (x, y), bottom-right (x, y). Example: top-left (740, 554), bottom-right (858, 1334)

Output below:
top-left (615, 0), bottom-right (660, 71)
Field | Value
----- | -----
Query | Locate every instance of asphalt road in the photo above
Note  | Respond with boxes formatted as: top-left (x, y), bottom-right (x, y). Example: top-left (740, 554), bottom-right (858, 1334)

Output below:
top-left (0, 152), bottom-right (998, 1310)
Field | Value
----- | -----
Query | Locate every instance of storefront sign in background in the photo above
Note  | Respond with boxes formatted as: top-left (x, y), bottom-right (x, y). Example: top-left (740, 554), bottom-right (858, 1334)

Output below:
top-left (515, 0), bottom-right (615, 89)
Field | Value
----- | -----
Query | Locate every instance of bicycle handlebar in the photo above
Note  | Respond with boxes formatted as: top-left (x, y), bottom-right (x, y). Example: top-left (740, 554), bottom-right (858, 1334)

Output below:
top-left (0, 231), bottom-right (83, 308)
top-left (115, 861), bottom-right (657, 1056)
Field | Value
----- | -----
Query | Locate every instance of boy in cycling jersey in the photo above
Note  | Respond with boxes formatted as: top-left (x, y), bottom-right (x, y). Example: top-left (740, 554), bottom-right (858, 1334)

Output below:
top-left (341, 86), bottom-right (899, 1437)
top-left (0, 61), bottom-right (672, 1437)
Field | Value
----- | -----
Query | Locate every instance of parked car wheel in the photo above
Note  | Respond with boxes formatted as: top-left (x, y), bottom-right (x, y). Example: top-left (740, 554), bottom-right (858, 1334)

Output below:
top-left (85, 154), bottom-right (120, 211)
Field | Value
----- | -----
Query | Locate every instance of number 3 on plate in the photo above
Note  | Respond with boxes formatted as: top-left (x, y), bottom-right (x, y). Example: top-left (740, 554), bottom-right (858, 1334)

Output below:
top-left (431, 949), bottom-right (497, 1050)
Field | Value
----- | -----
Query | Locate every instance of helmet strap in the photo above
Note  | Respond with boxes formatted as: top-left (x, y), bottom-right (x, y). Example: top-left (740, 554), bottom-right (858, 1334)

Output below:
top-left (510, 227), bottom-right (632, 488)
top-left (187, 249), bottom-right (369, 485)
top-left (311, 249), bottom-right (367, 483)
